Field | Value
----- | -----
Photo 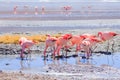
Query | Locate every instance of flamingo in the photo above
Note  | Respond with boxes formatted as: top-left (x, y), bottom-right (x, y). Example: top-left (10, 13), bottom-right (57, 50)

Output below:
top-left (53, 34), bottom-right (72, 58)
top-left (62, 5), bottom-right (72, 15)
top-left (81, 37), bottom-right (101, 59)
top-left (19, 37), bottom-right (35, 60)
top-left (43, 34), bottom-right (57, 59)
top-left (98, 31), bottom-right (118, 52)
top-left (41, 6), bottom-right (45, 14)
top-left (98, 31), bottom-right (118, 41)
top-left (87, 6), bottom-right (92, 14)
top-left (69, 35), bottom-right (86, 53)
top-left (35, 6), bottom-right (38, 15)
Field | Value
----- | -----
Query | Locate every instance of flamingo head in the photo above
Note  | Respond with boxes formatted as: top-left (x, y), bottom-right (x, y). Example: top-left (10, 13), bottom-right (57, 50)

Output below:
top-left (19, 40), bottom-right (22, 45)
top-left (109, 32), bottom-right (118, 36)
top-left (98, 32), bottom-right (102, 37)
top-left (80, 35), bottom-right (86, 40)
top-left (63, 34), bottom-right (72, 40)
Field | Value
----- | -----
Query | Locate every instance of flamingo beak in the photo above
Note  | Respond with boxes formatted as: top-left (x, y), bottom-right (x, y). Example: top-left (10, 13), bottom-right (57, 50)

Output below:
top-left (80, 35), bottom-right (86, 40)
top-left (68, 36), bottom-right (72, 40)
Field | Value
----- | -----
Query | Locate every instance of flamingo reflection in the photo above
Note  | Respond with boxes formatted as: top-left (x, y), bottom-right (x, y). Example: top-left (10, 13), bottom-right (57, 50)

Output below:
top-left (20, 60), bottom-right (31, 70)
top-left (62, 5), bottom-right (72, 16)
top-left (35, 6), bottom-right (38, 15)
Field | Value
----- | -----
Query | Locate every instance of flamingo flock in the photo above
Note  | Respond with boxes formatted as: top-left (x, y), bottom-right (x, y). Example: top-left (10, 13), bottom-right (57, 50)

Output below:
top-left (19, 31), bottom-right (119, 60)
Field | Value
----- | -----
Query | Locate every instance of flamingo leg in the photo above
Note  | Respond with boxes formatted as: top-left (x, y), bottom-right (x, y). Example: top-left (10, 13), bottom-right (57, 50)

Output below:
top-left (43, 46), bottom-right (48, 57)
top-left (64, 46), bottom-right (69, 57)
top-left (86, 47), bottom-right (91, 59)
top-left (111, 40), bottom-right (115, 53)
top-left (52, 46), bottom-right (55, 56)
top-left (53, 46), bottom-right (59, 59)
top-left (20, 48), bottom-right (25, 60)
top-left (56, 46), bottom-right (62, 57)
top-left (76, 44), bottom-right (81, 54)
top-left (106, 41), bottom-right (110, 53)
top-left (89, 47), bottom-right (92, 57)
top-left (50, 46), bottom-right (55, 57)
top-left (43, 46), bottom-right (48, 60)
top-left (28, 48), bottom-right (31, 60)
top-left (91, 46), bottom-right (97, 53)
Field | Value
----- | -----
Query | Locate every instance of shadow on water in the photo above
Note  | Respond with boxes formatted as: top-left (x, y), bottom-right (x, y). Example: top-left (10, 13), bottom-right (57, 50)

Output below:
top-left (0, 52), bottom-right (120, 72)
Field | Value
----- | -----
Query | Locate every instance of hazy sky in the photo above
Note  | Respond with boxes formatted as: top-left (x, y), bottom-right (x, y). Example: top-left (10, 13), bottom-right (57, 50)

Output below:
top-left (0, 0), bottom-right (120, 2)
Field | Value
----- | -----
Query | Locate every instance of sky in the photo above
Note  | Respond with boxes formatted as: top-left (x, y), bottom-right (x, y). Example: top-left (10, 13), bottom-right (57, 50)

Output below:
top-left (0, 0), bottom-right (120, 2)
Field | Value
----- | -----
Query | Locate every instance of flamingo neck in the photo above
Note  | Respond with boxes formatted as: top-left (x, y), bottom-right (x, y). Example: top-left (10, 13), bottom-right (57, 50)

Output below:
top-left (98, 32), bottom-right (102, 37)
top-left (98, 32), bottom-right (106, 41)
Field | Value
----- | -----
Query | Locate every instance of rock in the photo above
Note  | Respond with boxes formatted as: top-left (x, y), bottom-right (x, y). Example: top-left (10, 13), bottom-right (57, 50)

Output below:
top-left (5, 63), bottom-right (10, 66)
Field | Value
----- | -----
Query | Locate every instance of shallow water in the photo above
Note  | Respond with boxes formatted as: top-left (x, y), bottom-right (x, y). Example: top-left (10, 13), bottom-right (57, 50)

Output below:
top-left (0, 2), bottom-right (120, 20)
top-left (0, 52), bottom-right (120, 73)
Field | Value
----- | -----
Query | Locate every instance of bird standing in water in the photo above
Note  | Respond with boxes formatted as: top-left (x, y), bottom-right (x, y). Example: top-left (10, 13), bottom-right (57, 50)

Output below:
top-left (98, 31), bottom-right (118, 53)
top-left (53, 34), bottom-right (72, 59)
top-left (43, 34), bottom-right (57, 59)
top-left (81, 37), bottom-right (101, 59)
top-left (19, 37), bottom-right (35, 60)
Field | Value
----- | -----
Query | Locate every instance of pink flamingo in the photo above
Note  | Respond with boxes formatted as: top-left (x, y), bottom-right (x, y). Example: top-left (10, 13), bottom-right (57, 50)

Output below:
top-left (35, 6), bottom-right (38, 15)
top-left (13, 5), bottom-right (18, 14)
top-left (62, 5), bottom-right (72, 15)
top-left (43, 34), bottom-right (57, 58)
top-left (98, 31), bottom-right (118, 41)
top-left (87, 6), bottom-right (92, 14)
top-left (81, 37), bottom-right (101, 59)
top-left (98, 31), bottom-right (119, 52)
top-left (69, 35), bottom-right (86, 53)
top-left (19, 37), bottom-right (35, 60)
top-left (41, 6), bottom-right (45, 14)
top-left (53, 34), bottom-right (72, 58)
